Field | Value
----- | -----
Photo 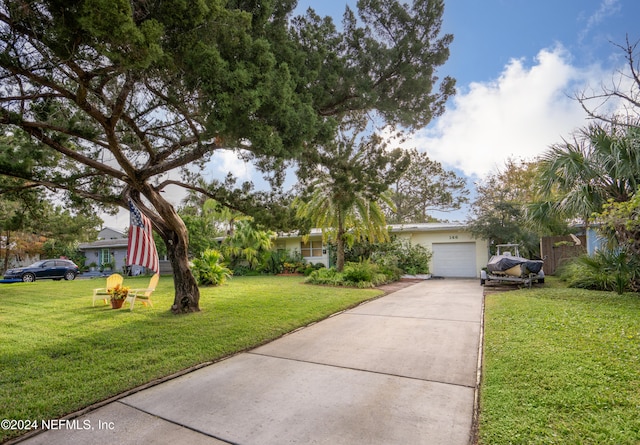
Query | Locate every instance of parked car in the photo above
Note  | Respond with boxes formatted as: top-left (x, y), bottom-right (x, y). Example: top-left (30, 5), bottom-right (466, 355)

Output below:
top-left (3, 259), bottom-right (80, 282)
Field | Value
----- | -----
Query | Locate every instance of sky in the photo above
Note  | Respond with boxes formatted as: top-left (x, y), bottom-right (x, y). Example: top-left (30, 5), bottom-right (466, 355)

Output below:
top-left (103, 0), bottom-right (640, 229)
top-left (293, 0), bottom-right (639, 180)
top-left (293, 0), bottom-right (639, 221)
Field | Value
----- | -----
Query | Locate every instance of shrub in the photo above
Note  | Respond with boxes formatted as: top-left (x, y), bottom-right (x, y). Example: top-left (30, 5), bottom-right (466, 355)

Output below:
top-left (191, 249), bottom-right (233, 286)
top-left (559, 249), bottom-right (640, 294)
top-left (370, 252), bottom-right (402, 281)
top-left (259, 250), bottom-right (286, 275)
top-left (305, 262), bottom-right (389, 288)
top-left (306, 267), bottom-right (344, 286)
top-left (394, 240), bottom-right (432, 275)
top-left (343, 261), bottom-right (376, 283)
top-left (232, 265), bottom-right (261, 276)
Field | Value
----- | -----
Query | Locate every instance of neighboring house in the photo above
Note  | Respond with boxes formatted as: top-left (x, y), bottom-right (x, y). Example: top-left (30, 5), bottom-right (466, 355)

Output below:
top-left (277, 223), bottom-right (489, 278)
top-left (78, 227), bottom-right (132, 274)
top-left (79, 227), bottom-right (172, 275)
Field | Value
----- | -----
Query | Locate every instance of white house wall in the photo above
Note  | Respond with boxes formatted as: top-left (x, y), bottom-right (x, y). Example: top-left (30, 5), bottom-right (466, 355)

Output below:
top-left (277, 227), bottom-right (488, 277)
top-left (278, 236), bottom-right (330, 268)
top-left (394, 229), bottom-right (488, 278)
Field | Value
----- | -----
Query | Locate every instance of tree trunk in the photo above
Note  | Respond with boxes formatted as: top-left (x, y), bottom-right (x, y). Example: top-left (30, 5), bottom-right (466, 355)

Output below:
top-left (3, 230), bottom-right (9, 272)
top-left (336, 227), bottom-right (345, 272)
top-left (164, 227), bottom-right (201, 314)
top-left (143, 189), bottom-right (201, 314)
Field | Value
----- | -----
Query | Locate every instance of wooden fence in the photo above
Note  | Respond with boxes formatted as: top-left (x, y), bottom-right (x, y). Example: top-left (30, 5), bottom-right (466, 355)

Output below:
top-left (540, 235), bottom-right (587, 275)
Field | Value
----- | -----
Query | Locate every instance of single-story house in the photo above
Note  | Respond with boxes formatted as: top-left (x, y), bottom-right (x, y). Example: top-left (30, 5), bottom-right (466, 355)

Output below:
top-left (276, 223), bottom-right (489, 278)
top-left (78, 227), bottom-right (158, 275)
top-left (78, 228), bottom-right (130, 274)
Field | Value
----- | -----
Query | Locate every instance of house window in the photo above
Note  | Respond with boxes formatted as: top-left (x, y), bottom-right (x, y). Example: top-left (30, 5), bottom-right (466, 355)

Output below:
top-left (301, 240), bottom-right (323, 258)
top-left (100, 249), bottom-right (111, 265)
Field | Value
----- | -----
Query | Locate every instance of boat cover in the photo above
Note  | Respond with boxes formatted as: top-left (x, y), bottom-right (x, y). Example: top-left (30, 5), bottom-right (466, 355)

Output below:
top-left (487, 255), bottom-right (544, 274)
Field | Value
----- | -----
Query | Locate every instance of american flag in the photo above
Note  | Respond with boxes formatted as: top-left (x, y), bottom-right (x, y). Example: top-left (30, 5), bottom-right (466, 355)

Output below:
top-left (127, 199), bottom-right (159, 274)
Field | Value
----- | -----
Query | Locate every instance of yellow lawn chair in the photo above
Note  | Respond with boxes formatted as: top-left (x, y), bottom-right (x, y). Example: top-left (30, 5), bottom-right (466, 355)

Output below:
top-left (92, 273), bottom-right (124, 306)
top-left (125, 274), bottom-right (160, 310)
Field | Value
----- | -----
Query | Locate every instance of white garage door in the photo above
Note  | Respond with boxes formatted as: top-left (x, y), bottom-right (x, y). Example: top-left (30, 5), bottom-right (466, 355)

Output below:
top-left (432, 242), bottom-right (477, 277)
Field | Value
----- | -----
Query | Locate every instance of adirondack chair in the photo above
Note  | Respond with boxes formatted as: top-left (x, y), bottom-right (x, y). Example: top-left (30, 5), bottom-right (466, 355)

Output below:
top-left (125, 274), bottom-right (160, 310)
top-left (92, 274), bottom-right (124, 306)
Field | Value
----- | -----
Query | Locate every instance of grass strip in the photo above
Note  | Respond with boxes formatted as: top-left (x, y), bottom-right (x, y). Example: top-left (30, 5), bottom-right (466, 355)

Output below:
top-left (479, 282), bottom-right (640, 444)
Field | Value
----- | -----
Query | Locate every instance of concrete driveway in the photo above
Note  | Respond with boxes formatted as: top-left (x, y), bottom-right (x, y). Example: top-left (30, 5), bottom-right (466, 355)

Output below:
top-left (19, 279), bottom-right (483, 445)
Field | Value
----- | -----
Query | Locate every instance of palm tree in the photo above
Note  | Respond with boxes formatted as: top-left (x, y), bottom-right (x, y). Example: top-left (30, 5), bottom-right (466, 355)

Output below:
top-left (536, 122), bottom-right (640, 224)
top-left (295, 184), bottom-right (392, 272)
top-left (222, 220), bottom-right (276, 270)
top-left (294, 132), bottom-right (406, 271)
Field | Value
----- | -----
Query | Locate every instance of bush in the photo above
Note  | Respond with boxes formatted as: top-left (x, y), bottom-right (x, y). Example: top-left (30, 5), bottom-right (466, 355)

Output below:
top-left (369, 252), bottom-right (402, 281)
top-left (232, 265), bottom-right (261, 276)
top-left (394, 240), bottom-right (432, 275)
top-left (558, 249), bottom-right (640, 294)
top-left (343, 261), bottom-right (376, 283)
top-left (259, 250), bottom-right (286, 275)
top-left (191, 249), bottom-right (233, 286)
top-left (305, 261), bottom-right (390, 288)
top-left (306, 267), bottom-right (344, 286)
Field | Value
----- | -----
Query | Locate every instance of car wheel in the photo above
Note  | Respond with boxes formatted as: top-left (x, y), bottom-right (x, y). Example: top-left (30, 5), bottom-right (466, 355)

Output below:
top-left (22, 273), bottom-right (36, 283)
top-left (64, 271), bottom-right (76, 281)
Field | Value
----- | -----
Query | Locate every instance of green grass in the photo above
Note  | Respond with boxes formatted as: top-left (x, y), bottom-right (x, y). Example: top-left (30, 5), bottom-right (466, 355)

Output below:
top-left (480, 279), bottom-right (640, 444)
top-left (0, 275), bottom-right (381, 442)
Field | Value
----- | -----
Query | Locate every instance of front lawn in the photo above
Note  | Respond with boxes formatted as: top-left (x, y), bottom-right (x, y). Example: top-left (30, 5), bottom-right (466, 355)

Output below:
top-left (480, 281), bottom-right (640, 444)
top-left (0, 275), bottom-right (381, 442)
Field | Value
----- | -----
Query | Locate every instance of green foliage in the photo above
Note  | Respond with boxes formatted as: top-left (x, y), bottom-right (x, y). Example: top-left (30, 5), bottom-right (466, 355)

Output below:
top-left (595, 188), bottom-right (640, 257)
top-left (258, 250), bottom-right (286, 275)
top-left (294, 131), bottom-right (405, 271)
top-left (558, 250), bottom-right (640, 294)
top-left (336, 236), bottom-right (431, 276)
top-left (391, 239), bottom-right (432, 275)
top-left (343, 260), bottom-right (376, 283)
top-left (306, 267), bottom-right (344, 286)
top-left (469, 158), bottom-right (546, 257)
top-left (537, 123), bottom-right (640, 223)
top-left (221, 220), bottom-right (276, 270)
top-left (191, 249), bottom-right (232, 286)
top-left (385, 148), bottom-right (469, 223)
top-left (306, 261), bottom-right (391, 288)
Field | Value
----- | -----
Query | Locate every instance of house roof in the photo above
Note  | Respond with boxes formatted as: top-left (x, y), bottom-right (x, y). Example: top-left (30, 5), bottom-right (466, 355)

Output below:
top-left (78, 238), bottom-right (129, 250)
top-left (389, 223), bottom-right (469, 232)
top-left (276, 223), bottom-right (469, 239)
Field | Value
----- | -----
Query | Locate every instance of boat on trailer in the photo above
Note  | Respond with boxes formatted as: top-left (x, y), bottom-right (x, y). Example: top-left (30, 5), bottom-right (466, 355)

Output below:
top-left (481, 244), bottom-right (544, 287)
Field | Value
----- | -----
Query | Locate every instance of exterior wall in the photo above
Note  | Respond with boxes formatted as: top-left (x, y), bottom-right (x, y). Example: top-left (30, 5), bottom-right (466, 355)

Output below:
top-left (586, 226), bottom-right (607, 256)
top-left (394, 228), bottom-right (488, 278)
top-left (82, 247), bottom-right (129, 272)
top-left (276, 225), bottom-right (489, 277)
top-left (276, 235), bottom-right (330, 268)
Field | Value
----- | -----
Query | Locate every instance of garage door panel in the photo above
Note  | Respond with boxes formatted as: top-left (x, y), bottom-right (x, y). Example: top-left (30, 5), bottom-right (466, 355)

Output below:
top-left (432, 243), bottom-right (477, 277)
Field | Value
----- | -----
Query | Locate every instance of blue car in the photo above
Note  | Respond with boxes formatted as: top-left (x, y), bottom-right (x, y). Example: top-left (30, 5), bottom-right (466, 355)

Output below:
top-left (4, 259), bottom-right (79, 282)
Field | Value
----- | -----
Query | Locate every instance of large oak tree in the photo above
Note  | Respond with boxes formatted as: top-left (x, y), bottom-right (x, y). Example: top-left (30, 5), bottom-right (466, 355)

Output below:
top-left (0, 0), bottom-right (454, 312)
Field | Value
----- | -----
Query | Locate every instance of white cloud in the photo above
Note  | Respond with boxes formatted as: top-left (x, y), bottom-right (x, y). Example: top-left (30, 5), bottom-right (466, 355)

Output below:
top-left (401, 46), bottom-right (605, 178)
top-left (208, 149), bottom-right (257, 181)
top-left (579, 0), bottom-right (621, 43)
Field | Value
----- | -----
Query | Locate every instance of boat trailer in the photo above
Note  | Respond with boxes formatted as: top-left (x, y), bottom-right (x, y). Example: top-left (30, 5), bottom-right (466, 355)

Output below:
top-left (480, 244), bottom-right (545, 288)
